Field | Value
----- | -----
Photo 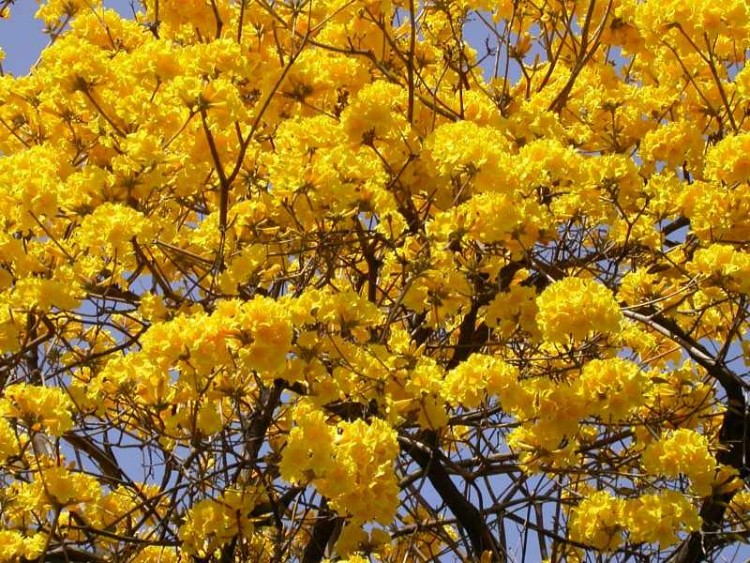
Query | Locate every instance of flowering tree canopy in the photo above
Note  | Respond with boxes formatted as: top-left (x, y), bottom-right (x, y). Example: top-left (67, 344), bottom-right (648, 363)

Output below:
top-left (0, 0), bottom-right (749, 561)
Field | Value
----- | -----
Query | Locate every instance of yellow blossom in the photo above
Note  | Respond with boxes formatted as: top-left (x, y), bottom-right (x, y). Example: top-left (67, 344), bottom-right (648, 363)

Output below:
top-left (536, 277), bottom-right (623, 343)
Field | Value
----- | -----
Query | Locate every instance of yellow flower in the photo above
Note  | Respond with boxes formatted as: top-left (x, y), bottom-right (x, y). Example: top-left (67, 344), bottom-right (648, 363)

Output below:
top-left (687, 244), bottom-right (750, 294)
top-left (705, 131), bottom-right (750, 183)
top-left (484, 284), bottom-right (540, 339)
top-left (130, 546), bottom-right (180, 563)
top-left (179, 487), bottom-right (262, 557)
top-left (639, 120), bottom-right (703, 170)
top-left (442, 354), bottom-right (519, 409)
top-left (576, 358), bottom-right (651, 422)
top-left (568, 491), bottom-right (626, 551)
top-left (426, 121), bottom-right (513, 194)
top-left (0, 531), bottom-right (46, 562)
top-left (36, 0), bottom-right (102, 26)
top-left (280, 404), bottom-right (399, 524)
top-left (179, 499), bottom-right (232, 557)
top-left (0, 416), bottom-right (19, 462)
top-left (642, 429), bottom-right (717, 496)
top-left (623, 491), bottom-right (701, 546)
top-left (536, 277), bottom-right (622, 343)
top-left (10, 276), bottom-right (82, 312)
top-left (2, 384), bottom-right (74, 437)
top-left (42, 466), bottom-right (101, 506)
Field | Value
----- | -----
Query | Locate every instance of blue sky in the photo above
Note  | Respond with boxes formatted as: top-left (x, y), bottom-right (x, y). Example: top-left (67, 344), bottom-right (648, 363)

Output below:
top-left (0, 1), bottom-right (48, 75)
top-left (0, 0), bottom-right (133, 76)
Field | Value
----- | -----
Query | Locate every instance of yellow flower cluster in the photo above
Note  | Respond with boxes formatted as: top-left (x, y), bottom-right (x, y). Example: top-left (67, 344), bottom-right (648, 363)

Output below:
top-left (0, 531), bottom-right (46, 562)
top-left (687, 244), bottom-right (750, 294)
top-left (6, 464), bottom-right (101, 528)
top-left (484, 284), bottom-right (540, 340)
top-left (639, 120), bottom-right (704, 171)
top-left (569, 489), bottom-right (701, 550)
top-left (728, 490), bottom-right (750, 528)
top-left (1, 384), bottom-right (74, 437)
top-left (280, 403), bottom-right (399, 524)
top-left (442, 354), bottom-right (519, 409)
top-left (87, 483), bottom-right (166, 536)
top-left (402, 252), bottom-right (473, 327)
top-left (642, 429), bottom-right (719, 497)
top-left (35, 465), bottom-right (101, 506)
top-left (536, 277), bottom-right (623, 343)
top-left (0, 417), bottom-right (18, 463)
top-left (568, 491), bottom-right (626, 551)
top-left (640, 362), bottom-right (716, 430)
top-left (179, 488), bottom-right (262, 558)
top-left (624, 492), bottom-right (703, 546)
top-left (426, 121), bottom-right (513, 195)
top-left (704, 133), bottom-right (750, 185)
top-left (504, 357), bottom-right (653, 472)
top-left (577, 358), bottom-right (651, 422)
top-left (35, 0), bottom-right (102, 27)
top-left (130, 547), bottom-right (180, 563)
top-left (92, 295), bottom-right (293, 414)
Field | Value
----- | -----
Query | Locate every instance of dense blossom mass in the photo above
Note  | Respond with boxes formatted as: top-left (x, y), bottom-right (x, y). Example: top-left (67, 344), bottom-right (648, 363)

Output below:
top-left (0, 0), bottom-right (748, 561)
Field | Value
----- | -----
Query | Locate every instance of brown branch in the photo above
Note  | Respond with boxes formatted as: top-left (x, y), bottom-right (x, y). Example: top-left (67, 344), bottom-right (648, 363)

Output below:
top-left (625, 309), bottom-right (749, 562)
top-left (63, 431), bottom-right (127, 486)
top-left (199, 106), bottom-right (231, 236)
top-left (407, 0), bottom-right (416, 124)
top-left (301, 499), bottom-right (343, 563)
top-left (548, 0), bottom-right (613, 113)
top-left (400, 431), bottom-right (505, 561)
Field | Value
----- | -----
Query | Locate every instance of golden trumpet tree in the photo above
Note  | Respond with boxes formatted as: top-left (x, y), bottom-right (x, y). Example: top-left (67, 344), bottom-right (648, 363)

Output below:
top-left (0, 0), bottom-right (749, 561)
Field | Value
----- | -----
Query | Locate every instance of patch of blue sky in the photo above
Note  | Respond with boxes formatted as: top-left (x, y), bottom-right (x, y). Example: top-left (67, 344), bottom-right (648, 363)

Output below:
top-left (0, 0), bottom-right (135, 76)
